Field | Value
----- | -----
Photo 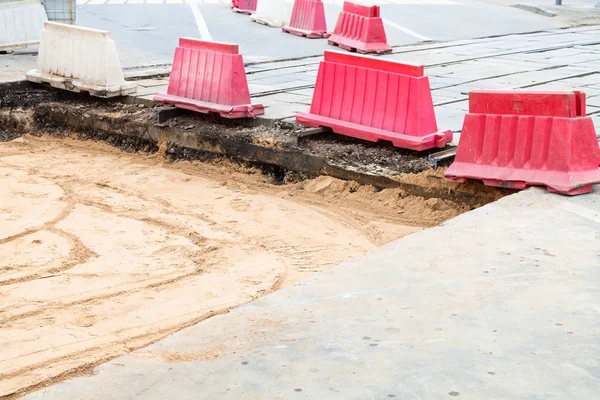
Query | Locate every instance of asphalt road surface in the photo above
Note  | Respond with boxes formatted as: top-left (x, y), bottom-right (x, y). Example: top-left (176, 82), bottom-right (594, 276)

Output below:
top-left (75, 0), bottom-right (566, 67)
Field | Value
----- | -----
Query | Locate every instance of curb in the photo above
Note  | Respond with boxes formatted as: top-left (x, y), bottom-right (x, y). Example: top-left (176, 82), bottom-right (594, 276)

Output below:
top-left (512, 4), bottom-right (557, 17)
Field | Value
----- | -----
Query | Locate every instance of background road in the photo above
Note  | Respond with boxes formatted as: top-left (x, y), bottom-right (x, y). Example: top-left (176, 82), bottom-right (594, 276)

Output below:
top-left (75, 0), bottom-right (568, 66)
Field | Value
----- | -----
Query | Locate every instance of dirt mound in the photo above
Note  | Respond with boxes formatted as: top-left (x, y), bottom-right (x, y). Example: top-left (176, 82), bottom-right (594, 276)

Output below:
top-left (289, 174), bottom-right (471, 229)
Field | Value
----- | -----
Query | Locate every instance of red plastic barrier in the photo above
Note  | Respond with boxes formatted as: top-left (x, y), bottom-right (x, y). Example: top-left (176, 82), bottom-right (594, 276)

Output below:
top-left (296, 51), bottom-right (451, 151)
top-left (328, 2), bottom-right (391, 54)
top-left (232, 0), bottom-right (257, 14)
top-left (282, 0), bottom-right (329, 39)
top-left (154, 38), bottom-right (264, 119)
top-left (445, 90), bottom-right (600, 195)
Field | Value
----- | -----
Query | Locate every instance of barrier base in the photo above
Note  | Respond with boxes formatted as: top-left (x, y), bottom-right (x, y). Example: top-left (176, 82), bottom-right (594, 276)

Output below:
top-left (282, 25), bottom-right (330, 38)
top-left (445, 163), bottom-right (600, 195)
top-left (328, 38), bottom-right (391, 54)
top-left (297, 111), bottom-right (451, 151)
top-left (232, 7), bottom-right (252, 14)
top-left (154, 93), bottom-right (264, 119)
top-left (26, 70), bottom-right (137, 98)
top-left (251, 15), bottom-right (285, 28)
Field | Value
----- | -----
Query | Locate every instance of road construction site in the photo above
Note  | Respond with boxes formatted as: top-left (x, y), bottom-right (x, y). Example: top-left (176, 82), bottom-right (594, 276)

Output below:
top-left (0, 81), bottom-right (509, 398)
top-left (1, 0), bottom-right (600, 398)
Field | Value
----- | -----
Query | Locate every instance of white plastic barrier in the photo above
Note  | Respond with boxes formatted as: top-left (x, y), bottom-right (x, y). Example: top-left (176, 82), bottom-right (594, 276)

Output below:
top-left (0, 0), bottom-right (48, 51)
top-left (26, 22), bottom-right (136, 97)
top-left (250, 0), bottom-right (290, 28)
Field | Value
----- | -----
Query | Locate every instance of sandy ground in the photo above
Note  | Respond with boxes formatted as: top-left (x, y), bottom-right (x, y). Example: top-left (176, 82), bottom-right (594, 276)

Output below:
top-left (0, 135), bottom-right (469, 398)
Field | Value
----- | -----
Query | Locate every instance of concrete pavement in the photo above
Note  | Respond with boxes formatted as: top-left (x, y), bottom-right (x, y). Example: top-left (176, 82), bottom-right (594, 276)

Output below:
top-left (24, 185), bottom-right (600, 400)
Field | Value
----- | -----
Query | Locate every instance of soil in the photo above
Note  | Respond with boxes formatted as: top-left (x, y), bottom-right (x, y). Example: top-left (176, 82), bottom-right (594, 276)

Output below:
top-left (0, 134), bottom-right (472, 398)
top-left (301, 133), bottom-right (433, 175)
top-left (0, 82), bottom-right (90, 108)
top-left (0, 131), bottom-right (21, 143)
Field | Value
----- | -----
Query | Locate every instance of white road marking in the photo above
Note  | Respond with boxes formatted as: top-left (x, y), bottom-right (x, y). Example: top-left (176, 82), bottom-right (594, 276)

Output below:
top-left (186, 0), bottom-right (212, 41)
top-left (382, 18), bottom-right (432, 41)
top-left (107, 0), bottom-right (126, 4)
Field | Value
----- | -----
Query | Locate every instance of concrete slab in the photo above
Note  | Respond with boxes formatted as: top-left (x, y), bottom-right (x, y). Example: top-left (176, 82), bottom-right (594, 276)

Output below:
top-left (24, 188), bottom-right (600, 400)
top-left (261, 105), bottom-right (297, 120)
top-left (494, 53), bottom-right (568, 65)
top-left (429, 76), bottom-right (470, 90)
top-left (0, 48), bottom-right (37, 84)
top-left (132, 84), bottom-right (167, 96)
top-left (134, 78), bottom-right (171, 88)
top-left (592, 114), bottom-right (600, 134)
top-left (247, 66), bottom-right (320, 82)
top-left (482, 66), bottom-right (598, 89)
top-left (434, 105), bottom-right (467, 133)
top-left (432, 93), bottom-right (462, 104)
top-left (586, 96), bottom-right (600, 108)
top-left (451, 80), bottom-right (512, 92)
top-left (248, 83), bottom-right (275, 95)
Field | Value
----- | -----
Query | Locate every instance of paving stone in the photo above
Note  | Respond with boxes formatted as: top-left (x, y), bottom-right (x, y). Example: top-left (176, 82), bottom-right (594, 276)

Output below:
top-left (440, 101), bottom-right (469, 112)
top-left (133, 79), bottom-right (171, 88)
top-left (429, 75), bottom-right (469, 90)
top-left (584, 88), bottom-right (600, 99)
top-left (434, 104), bottom-right (467, 133)
top-left (132, 85), bottom-right (165, 96)
top-left (531, 81), bottom-right (585, 91)
top-left (428, 61), bottom-right (532, 81)
top-left (247, 65), bottom-right (319, 82)
top-left (431, 88), bottom-right (468, 102)
top-left (262, 105), bottom-right (298, 120)
top-left (248, 83), bottom-right (275, 95)
top-left (132, 94), bottom-right (156, 106)
top-left (586, 97), bottom-right (600, 108)
top-left (591, 113), bottom-right (600, 137)
top-left (387, 52), bottom-right (464, 67)
top-left (249, 73), bottom-right (313, 86)
top-left (432, 93), bottom-right (461, 104)
top-left (576, 43), bottom-right (600, 52)
top-left (0, 51), bottom-right (37, 83)
top-left (290, 88), bottom-right (316, 97)
top-left (555, 73), bottom-right (600, 87)
top-left (495, 54), bottom-right (566, 65)
top-left (259, 92), bottom-right (309, 104)
top-left (446, 80), bottom-right (509, 93)
top-left (484, 66), bottom-right (597, 88)
top-left (482, 58), bottom-right (556, 69)
top-left (571, 59), bottom-right (600, 69)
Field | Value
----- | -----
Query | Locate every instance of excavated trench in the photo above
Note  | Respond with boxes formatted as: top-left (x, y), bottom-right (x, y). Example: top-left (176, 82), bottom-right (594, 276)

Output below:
top-left (0, 82), bottom-right (512, 398)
